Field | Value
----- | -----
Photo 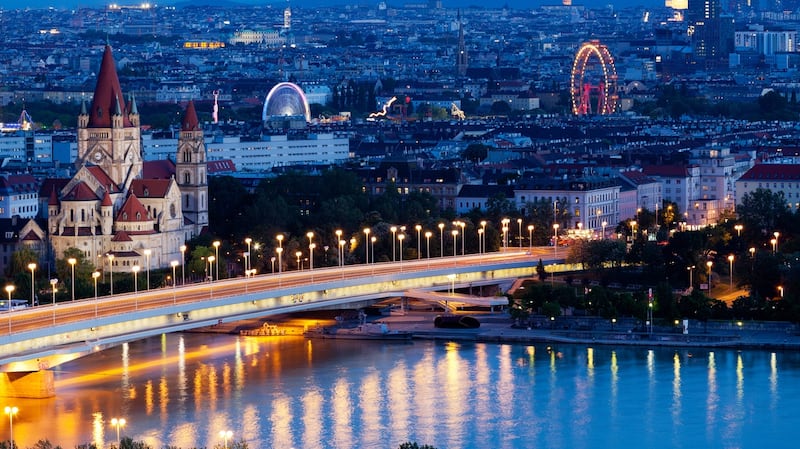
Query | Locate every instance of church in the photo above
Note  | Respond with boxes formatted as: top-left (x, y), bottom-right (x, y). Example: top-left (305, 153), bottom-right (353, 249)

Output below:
top-left (47, 45), bottom-right (208, 271)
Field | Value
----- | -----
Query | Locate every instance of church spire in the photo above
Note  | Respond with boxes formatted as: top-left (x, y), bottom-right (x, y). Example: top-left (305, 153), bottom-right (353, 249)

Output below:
top-left (88, 45), bottom-right (131, 128)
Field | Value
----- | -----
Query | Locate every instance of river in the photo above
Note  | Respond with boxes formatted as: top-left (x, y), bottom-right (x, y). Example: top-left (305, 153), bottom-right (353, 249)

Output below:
top-left (6, 332), bottom-right (800, 449)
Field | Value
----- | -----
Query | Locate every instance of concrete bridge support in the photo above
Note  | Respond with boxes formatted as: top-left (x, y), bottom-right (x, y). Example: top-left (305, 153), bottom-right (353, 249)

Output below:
top-left (0, 370), bottom-right (55, 398)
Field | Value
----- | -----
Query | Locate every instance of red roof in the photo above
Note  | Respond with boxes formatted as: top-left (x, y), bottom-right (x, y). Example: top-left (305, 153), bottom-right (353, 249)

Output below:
top-left (48, 186), bottom-right (59, 206)
top-left (739, 163), bottom-right (800, 180)
top-left (87, 46), bottom-right (132, 129)
top-left (142, 160), bottom-right (175, 179)
top-left (130, 179), bottom-right (171, 198)
top-left (182, 100), bottom-right (200, 131)
top-left (87, 166), bottom-right (121, 193)
top-left (21, 230), bottom-right (41, 242)
top-left (63, 182), bottom-right (98, 202)
top-left (207, 160), bottom-right (236, 173)
top-left (116, 193), bottom-right (150, 222)
top-left (101, 189), bottom-right (113, 207)
top-left (112, 230), bottom-right (133, 242)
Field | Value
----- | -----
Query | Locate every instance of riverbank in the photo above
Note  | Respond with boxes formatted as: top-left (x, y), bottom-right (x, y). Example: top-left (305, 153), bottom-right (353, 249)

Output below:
top-left (377, 312), bottom-right (800, 350)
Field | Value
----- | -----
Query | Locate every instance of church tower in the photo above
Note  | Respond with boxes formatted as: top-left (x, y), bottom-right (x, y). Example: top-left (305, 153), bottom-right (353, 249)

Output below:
top-left (76, 45), bottom-right (142, 191)
top-left (456, 10), bottom-right (468, 77)
top-left (175, 101), bottom-right (209, 237)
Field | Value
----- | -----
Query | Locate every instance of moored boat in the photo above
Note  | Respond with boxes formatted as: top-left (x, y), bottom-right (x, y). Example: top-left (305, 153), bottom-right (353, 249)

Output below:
top-left (304, 322), bottom-right (413, 340)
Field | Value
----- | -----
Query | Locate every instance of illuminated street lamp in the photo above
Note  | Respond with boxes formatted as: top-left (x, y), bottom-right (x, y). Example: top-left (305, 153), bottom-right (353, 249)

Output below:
top-left (452, 229), bottom-right (458, 257)
top-left (390, 226), bottom-right (398, 261)
top-left (425, 231), bottom-right (432, 258)
top-left (276, 247), bottom-right (283, 274)
top-left (501, 218), bottom-right (510, 249)
top-left (207, 256), bottom-right (215, 282)
top-left (110, 417), bottom-right (126, 447)
top-left (774, 231), bottom-right (780, 252)
top-left (4, 406), bottom-right (18, 449)
top-left (219, 430), bottom-right (233, 449)
top-left (771, 238), bottom-right (777, 254)
top-left (180, 244), bottom-right (187, 285)
top-left (527, 225), bottom-right (534, 253)
top-left (477, 228), bottom-right (484, 254)
top-left (296, 251), bottom-right (302, 270)
top-left (276, 234), bottom-right (284, 250)
top-left (334, 230), bottom-right (342, 266)
top-left (459, 221), bottom-right (466, 255)
top-left (68, 257), bottom-right (77, 301)
top-left (92, 271), bottom-right (100, 300)
top-left (517, 218), bottom-right (523, 249)
top-left (4, 285), bottom-right (14, 302)
top-left (728, 254), bottom-right (735, 290)
top-left (245, 237), bottom-right (252, 272)
top-left (415, 224), bottom-right (422, 259)
top-left (480, 220), bottom-right (487, 252)
top-left (438, 223), bottom-right (445, 257)
top-left (143, 248), bottom-right (152, 290)
top-left (50, 278), bottom-right (57, 306)
top-left (363, 228), bottom-right (371, 264)
top-left (309, 243), bottom-right (316, 270)
top-left (212, 241), bottom-right (220, 281)
top-left (779, 286), bottom-right (784, 298)
top-left (27, 262), bottom-right (36, 307)
top-left (686, 265), bottom-right (695, 288)
top-left (398, 234), bottom-right (406, 265)
top-left (601, 221), bottom-right (607, 239)
top-left (106, 255), bottom-right (115, 295)
top-left (734, 224), bottom-right (743, 237)
top-left (132, 265), bottom-right (140, 294)
top-left (706, 260), bottom-right (713, 291)
top-left (553, 224), bottom-right (559, 258)
top-left (371, 236), bottom-right (376, 264)
top-left (171, 260), bottom-right (179, 288)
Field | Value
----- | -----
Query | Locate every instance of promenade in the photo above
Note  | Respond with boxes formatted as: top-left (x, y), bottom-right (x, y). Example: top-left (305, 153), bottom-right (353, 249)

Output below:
top-left (379, 312), bottom-right (800, 351)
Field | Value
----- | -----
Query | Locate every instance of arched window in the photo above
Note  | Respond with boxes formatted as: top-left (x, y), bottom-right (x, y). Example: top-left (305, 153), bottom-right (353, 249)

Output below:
top-left (184, 171), bottom-right (191, 184)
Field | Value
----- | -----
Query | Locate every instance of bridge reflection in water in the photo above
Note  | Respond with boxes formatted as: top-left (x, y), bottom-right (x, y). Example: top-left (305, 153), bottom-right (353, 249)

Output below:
top-left (6, 332), bottom-right (797, 449)
top-left (0, 251), bottom-right (547, 397)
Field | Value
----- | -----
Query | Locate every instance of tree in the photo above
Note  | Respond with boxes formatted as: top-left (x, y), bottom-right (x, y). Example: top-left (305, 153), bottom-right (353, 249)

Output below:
top-left (736, 188), bottom-right (789, 237)
top-left (461, 143), bottom-right (489, 163)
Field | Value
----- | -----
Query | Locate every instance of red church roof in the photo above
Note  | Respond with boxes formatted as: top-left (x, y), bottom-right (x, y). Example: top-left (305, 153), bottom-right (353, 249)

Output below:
top-left (182, 100), bottom-right (200, 131)
top-left (87, 45), bottom-right (132, 128)
top-left (112, 230), bottom-right (133, 242)
top-left (101, 189), bottom-right (113, 207)
top-left (116, 193), bottom-right (150, 222)
top-left (142, 160), bottom-right (176, 180)
top-left (130, 179), bottom-right (171, 198)
top-left (62, 182), bottom-right (98, 201)
top-left (87, 166), bottom-right (121, 193)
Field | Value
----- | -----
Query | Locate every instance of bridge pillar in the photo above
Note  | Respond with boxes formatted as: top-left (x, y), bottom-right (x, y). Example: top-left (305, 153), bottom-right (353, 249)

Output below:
top-left (0, 370), bottom-right (55, 398)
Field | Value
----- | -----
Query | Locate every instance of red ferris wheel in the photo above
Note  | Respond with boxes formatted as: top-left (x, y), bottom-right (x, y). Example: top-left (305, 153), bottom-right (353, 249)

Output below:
top-left (570, 40), bottom-right (619, 116)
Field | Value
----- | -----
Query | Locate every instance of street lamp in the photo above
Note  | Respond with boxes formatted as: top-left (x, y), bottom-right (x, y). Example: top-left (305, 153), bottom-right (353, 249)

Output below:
top-left (171, 260), bottom-right (179, 288)
top-left (728, 254), bottom-right (735, 290)
top-left (296, 251), bottom-right (302, 270)
top-left (452, 229), bottom-right (458, 257)
top-left (335, 230), bottom-right (342, 266)
top-left (107, 254), bottom-right (114, 295)
top-left (245, 237), bottom-right (252, 272)
top-left (27, 262), bottom-right (36, 307)
top-left (480, 220), bottom-right (487, 252)
top-left (212, 241), bottom-right (220, 281)
top-left (517, 218), bottom-right (523, 249)
top-left (415, 225), bottom-right (422, 259)
top-left (276, 247), bottom-right (283, 274)
top-left (771, 238), bottom-right (777, 254)
top-left (270, 256), bottom-right (276, 273)
top-left (527, 225), bottom-right (534, 253)
top-left (477, 228), bottom-right (484, 254)
top-left (501, 218), bottom-right (510, 249)
top-left (774, 231), bottom-right (780, 252)
top-left (110, 417), bottom-right (126, 447)
top-left (219, 430), bottom-right (233, 449)
top-left (687, 265), bottom-right (695, 288)
top-left (458, 221), bottom-right (466, 255)
top-left (207, 255), bottom-right (215, 282)
top-left (309, 243), bottom-right (316, 270)
top-left (779, 286), bottom-right (784, 298)
top-left (132, 265), bottom-right (140, 294)
top-left (734, 224), bottom-right (743, 237)
top-left (425, 231), bottom-right (432, 258)
top-left (390, 226), bottom-right (397, 262)
top-left (553, 224), bottom-right (559, 258)
top-left (68, 257), bottom-right (77, 301)
top-left (371, 236), bottom-right (376, 264)
top-left (601, 221), bottom-right (607, 239)
top-left (398, 234), bottom-right (405, 265)
top-left (438, 223), bottom-right (445, 257)
top-left (143, 248), bottom-right (151, 290)
top-left (4, 406), bottom-right (17, 449)
top-left (706, 260), bottom-right (713, 291)
top-left (50, 278), bottom-right (57, 306)
top-left (363, 228), bottom-right (371, 264)
top-left (92, 271), bottom-right (100, 300)
top-left (180, 244), bottom-right (187, 285)
top-left (4, 285), bottom-right (14, 302)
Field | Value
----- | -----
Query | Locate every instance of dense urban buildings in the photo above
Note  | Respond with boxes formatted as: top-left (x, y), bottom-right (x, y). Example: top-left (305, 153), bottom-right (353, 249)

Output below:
top-left (0, 1), bottom-right (800, 272)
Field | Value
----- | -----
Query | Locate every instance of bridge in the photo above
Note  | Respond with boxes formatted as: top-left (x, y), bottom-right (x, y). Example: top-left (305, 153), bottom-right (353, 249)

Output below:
top-left (0, 249), bottom-right (557, 398)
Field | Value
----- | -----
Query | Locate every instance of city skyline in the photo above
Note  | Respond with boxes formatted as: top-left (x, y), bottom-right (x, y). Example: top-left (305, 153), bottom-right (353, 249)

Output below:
top-left (1, 0), bottom-right (665, 10)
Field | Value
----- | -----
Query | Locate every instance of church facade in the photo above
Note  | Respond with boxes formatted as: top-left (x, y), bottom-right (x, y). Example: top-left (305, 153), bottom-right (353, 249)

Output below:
top-left (47, 45), bottom-right (208, 271)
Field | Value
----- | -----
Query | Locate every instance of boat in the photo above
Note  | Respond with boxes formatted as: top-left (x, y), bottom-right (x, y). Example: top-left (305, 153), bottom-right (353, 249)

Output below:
top-left (304, 322), bottom-right (413, 341)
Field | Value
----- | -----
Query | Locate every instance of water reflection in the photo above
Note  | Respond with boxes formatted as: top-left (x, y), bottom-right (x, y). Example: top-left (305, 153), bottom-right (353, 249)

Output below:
top-left (6, 335), bottom-right (798, 449)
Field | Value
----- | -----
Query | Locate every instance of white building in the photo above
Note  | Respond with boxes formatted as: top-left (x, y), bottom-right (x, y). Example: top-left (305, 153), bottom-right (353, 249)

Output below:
top-left (142, 132), bottom-right (350, 172)
top-left (0, 174), bottom-right (39, 219)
